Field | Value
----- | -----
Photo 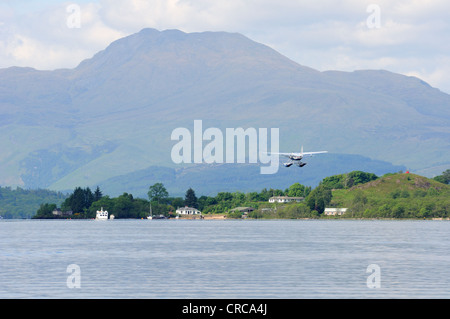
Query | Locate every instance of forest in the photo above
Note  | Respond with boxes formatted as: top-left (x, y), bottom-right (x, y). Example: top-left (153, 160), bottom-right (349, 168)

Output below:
top-left (0, 187), bottom-right (66, 219)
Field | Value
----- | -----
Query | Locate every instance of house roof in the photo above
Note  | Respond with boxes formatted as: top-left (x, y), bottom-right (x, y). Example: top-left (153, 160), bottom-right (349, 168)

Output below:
top-left (177, 206), bottom-right (200, 210)
top-left (269, 196), bottom-right (304, 200)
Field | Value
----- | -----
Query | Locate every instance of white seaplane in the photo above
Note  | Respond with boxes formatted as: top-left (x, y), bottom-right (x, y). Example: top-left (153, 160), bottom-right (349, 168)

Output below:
top-left (270, 146), bottom-right (328, 168)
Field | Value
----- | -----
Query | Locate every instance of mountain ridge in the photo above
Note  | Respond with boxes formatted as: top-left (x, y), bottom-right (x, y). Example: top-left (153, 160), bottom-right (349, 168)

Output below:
top-left (0, 28), bottom-right (449, 196)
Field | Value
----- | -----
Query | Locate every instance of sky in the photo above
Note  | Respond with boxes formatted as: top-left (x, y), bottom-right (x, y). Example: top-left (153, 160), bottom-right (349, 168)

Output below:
top-left (1, 0), bottom-right (450, 93)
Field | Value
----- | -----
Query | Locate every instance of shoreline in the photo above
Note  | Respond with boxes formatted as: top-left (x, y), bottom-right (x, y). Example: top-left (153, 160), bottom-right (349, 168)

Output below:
top-left (6, 216), bottom-right (450, 221)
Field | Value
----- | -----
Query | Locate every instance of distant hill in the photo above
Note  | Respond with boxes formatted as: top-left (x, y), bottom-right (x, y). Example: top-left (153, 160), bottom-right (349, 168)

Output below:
top-left (96, 153), bottom-right (405, 198)
top-left (330, 173), bottom-right (450, 218)
top-left (0, 28), bottom-right (449, 197)
top-left (0, 187), bottom-right (67, 219)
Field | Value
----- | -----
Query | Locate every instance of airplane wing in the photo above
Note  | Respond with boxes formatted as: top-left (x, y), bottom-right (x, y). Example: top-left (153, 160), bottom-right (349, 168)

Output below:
top-left (261, 152), bottom-right (299, 157)
top-left (262, 151), bottom-right (328, 157)
top-left (301, 151), bottom-right (328, 157)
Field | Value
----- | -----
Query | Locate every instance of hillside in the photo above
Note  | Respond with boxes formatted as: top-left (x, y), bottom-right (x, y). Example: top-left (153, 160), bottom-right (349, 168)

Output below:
top-left (1, 28), bottom-right (449, 196)
top-left (0, 187), bottom-right (67, 219)
top-left (330, 173), bottom-right (450, 218)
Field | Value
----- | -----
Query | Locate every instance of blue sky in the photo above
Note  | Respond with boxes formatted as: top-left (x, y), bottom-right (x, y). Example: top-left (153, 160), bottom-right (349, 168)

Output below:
top-left (1, 0), bottom-right (450, 93)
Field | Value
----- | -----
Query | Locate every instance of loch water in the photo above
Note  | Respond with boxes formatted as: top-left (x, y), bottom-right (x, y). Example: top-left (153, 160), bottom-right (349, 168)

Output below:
top-left (1, 219), bottom-right (449, 298)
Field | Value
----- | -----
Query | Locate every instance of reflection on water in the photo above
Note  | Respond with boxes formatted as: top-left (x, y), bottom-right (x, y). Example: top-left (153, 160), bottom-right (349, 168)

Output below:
top-left (1, 219), bottom-right (449, 298)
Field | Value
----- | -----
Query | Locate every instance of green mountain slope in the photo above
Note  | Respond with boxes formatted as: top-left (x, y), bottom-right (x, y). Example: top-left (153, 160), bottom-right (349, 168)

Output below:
top-left (330, 173), bottom-right (450, 218)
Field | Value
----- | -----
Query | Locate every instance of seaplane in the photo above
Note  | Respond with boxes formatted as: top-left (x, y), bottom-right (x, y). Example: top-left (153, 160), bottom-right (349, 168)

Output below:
top-left (272, 146), bottom-right (328, 168)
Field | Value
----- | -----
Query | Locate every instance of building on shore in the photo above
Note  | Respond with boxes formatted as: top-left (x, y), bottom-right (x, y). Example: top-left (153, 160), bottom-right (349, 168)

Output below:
top-left (323, 208), bottom-right (348, 216)
top-left (268, 196), bottom-right (304, 203)
top-left (52, 209), bottom-right (73, 217)
top-left (176, 206), bottom-right (202, 216)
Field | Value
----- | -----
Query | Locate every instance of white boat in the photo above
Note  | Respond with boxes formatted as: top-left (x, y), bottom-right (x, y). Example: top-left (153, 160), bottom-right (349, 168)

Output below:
top-left (96, 207), bottom-right (108, 220)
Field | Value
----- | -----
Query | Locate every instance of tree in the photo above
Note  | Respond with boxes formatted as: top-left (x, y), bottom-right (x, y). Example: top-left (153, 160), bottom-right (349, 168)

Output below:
top-left (434, 169), bottom-right (450, 184)
top-left (321, 174), bottom-right (345, 189)
top-left (114, 193), bottom-right (134, 218)
top-left (351, 190), bottom-right (368, 213)
top-left (33, 203), bottom-right (57, 219)
top-left (287, 183), bottom-right (310, 197)
top-left (306, 185), bottom-right (332, 214)
top-left (94, 186), bottom-right (103, 201)
top-left (84, 187), bottom-right (94, 209)
top-left (185, 188), bottom-right (198, 208)
top-left (71, 187), bottom-right (85, 213)
top-left (321, 171), bottom-right (378, 190)
top-left (62, 187), bottom-right (93, 214)
top-left (347, 171), bottom-right (378, 186)
top-left (216, 192), bottom-right (233, 202)
top-left (148, 183), bottom-right (169, 204)
top-left (171, 197), bottom-right (185, 209)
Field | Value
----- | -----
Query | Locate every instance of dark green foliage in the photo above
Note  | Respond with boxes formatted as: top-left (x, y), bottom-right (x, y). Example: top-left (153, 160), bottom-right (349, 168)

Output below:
top-left (321, 171), bottom-right (378, 190)
top-left (184, 188), bottom-right (198, 208)
top-left (170, 197), bottom-right (185, 209)
top-left (305, 185), bottom-right (332, 214)
top-left (61, 187), bottom-right (95, 215)
top-left (248, 203), bottom-right (315, 219)
top-left (287, 183), bottom-right (311, 197)
top-left (148, 183), bottom-right (169, 204)
top-left (34, 203), bottom-right (57, 219)
top-left (434, 169), bottom-right (450, 184)
top-left (94, 186), bottom-right (103, 201)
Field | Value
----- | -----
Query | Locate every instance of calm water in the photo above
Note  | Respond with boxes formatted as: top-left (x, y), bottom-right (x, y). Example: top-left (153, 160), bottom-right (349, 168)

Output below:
top-left (0, 219), bottom-right (449, 298)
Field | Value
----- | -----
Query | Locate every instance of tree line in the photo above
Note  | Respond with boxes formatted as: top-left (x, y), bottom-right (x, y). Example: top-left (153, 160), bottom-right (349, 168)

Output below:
top-left (32, 181), bottom-right (312, 219)
top-left (32, 169), bottom-right (450, 219)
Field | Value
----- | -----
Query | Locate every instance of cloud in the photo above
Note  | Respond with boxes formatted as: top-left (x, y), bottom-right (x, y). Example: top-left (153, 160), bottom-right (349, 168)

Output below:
top-left (0, 0), bottom-right (449, 93)
top-left (0, 2), bottom-right (125, 69)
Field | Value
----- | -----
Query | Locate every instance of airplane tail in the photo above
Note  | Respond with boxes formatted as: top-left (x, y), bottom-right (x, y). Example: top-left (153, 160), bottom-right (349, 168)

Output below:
top-left (300, 145), bottom-right (303, 155)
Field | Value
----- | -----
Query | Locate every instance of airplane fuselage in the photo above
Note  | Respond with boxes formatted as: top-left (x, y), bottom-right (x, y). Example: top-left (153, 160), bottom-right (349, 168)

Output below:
top-left (277, 147), bottom-right (327, 168)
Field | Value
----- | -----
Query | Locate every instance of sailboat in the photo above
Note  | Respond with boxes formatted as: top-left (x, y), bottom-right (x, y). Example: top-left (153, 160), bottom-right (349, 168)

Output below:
top-left (146, 202), bottom-right (167, 219)
top-left (147, 202), bottom-right (153, 219)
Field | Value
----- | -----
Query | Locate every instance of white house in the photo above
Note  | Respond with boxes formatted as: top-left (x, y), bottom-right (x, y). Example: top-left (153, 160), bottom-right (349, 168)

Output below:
top-left (323, 208), bottom-right (348, 216)
top-left (52, 209), bottom-right (72, 217)
top-left (268, 196), bottom-right (304, 203)
top-left (176, 206), bottom-right (202, 215)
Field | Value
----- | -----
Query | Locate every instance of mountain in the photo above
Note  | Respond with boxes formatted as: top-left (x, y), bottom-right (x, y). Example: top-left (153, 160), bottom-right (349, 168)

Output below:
top-left (0, 28), bottom-right (449, 196)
